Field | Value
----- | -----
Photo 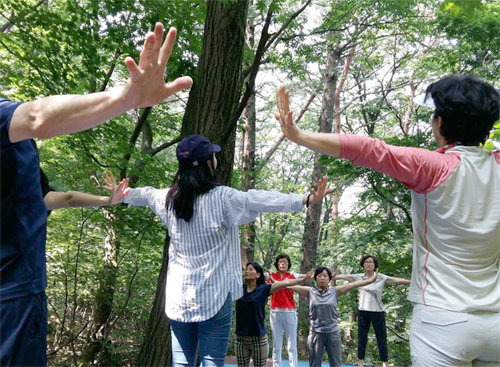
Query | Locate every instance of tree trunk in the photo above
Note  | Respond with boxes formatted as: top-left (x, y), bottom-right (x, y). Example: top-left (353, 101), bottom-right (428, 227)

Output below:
top-left (135, 235), bottom-right (172, 367)
top-left (298, 48), bottom-right (338, 357)
top-left (181, 0), bottom-right (249, 185)
top-left (241, 9), bottom-right (256, 266)
top-left (81, 209), bottom-right (119, 365)
top-left (137, 0), bottom-right (249, 363)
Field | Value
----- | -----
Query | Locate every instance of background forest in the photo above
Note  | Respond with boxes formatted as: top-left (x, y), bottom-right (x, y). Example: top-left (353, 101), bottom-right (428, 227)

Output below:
top-left (1, 0), bottom-right (498, 365)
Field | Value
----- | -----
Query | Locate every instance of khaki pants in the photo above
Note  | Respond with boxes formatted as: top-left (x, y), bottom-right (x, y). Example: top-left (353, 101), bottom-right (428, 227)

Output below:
top-left (410, 304), bottom-right (500, 367)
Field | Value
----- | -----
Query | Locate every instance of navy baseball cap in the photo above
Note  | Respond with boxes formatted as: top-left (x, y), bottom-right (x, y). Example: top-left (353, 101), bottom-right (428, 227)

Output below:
top-left (176, 135), bottom-right (221, 166)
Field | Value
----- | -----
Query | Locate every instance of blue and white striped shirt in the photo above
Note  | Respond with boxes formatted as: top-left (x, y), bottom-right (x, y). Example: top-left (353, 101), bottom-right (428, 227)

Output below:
top-left (124, 186), bottom-right (304, 322)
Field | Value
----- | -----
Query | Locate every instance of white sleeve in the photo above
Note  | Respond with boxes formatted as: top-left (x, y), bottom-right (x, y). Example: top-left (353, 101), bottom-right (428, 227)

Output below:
top-left (222, 187), bottom-right (304, 227)
top-left (124, 187), bottom-right (169, 217)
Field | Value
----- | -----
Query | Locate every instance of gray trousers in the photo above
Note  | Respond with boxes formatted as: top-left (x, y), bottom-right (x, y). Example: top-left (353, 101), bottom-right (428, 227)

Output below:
top-left (307, 330), bottom-right (342, 367)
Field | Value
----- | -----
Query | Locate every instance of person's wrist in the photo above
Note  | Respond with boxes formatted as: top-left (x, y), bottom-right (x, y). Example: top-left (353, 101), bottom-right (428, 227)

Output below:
top-left (306, 193), bottom-right (311, 208)
top-left (289, 128), bottom-right (304, 143)
top-left (113, 84), bottom-right (135, 112)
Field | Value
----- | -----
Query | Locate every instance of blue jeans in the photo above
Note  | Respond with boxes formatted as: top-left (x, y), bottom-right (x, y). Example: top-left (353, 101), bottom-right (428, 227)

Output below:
top-left (170, 293), bottom-right (232, 367)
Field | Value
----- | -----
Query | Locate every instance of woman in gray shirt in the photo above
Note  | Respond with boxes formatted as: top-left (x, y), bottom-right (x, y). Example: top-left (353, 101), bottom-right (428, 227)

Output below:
top-left (287, 266), bottom-right (378, 367)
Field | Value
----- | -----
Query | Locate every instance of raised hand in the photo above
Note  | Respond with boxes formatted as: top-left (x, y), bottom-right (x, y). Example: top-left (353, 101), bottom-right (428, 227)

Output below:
top-left (303, 269), bottom-right (315, 282)
top-left (101, 172), bottom-right (129, 205)
top-left (308, 176), bottom-right (335, 205)
top-left (120, 23), bottom-right (193, 110)
top-left (332, 266), bottom-right (338, 280)
top-left (368, 269), bottom-right (379, 283)
top-left (275, 86), bottom-right (300, 142)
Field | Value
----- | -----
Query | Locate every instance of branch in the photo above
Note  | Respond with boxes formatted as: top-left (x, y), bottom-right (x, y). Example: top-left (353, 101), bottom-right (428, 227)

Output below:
top-left (369, 177), bottom-right (412, 231)
top-left (99, 46), bottom-right (122, 92)
top-left (223, 0), bottom-right (313, 143)
top-left (85, 150), bottom-right (113, 169)
top-left (264, 0), bottom-right (313, 55)
top-left (1, 0), bottom-right (47, 33)
top-left (143, 136), bottom-right (181, 156)
top-left (0, 39), bottom-right (57, 93)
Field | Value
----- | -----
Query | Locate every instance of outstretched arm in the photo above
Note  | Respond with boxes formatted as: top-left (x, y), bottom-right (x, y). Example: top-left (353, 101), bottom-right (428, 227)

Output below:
top-left (334, 275), bottom-right (355, 282)
top-left (336, 270), bottom-right (378, 296)
top-left (386, 276), bottom-right (410, 285)
top-left (8, 23), bottom-right (193, 143)
top-left (223, 176), bottom-right (333, 226)
top-left (270, 269), bottom-right (314, 294)
top-left (44, 172), bottom-right (128, 210)
top-left (275, 86), bottom-right (461, 194)
top-left (286, 285), bottom-right (310, 297)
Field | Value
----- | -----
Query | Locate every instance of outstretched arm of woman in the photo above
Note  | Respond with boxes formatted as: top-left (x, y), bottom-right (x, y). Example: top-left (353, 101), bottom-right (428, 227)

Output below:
top-left (336, 270), bottom-right (378, 296)
top-left (270, 269), bottom-right (314, 294)
top-left (334, 274), bottom-right (355, 282)
top-left (386, 276), bottom-right (410, 285)
top-left (44, 172), bottom-right (129, 210)
top-left (276, 86), bottom-right (342, 157)
top-left (275, 86), bottom-right (461, 194)
top-left (223, 176), bottom-right (333, 227)
top-left (286, 285), bottom-right (310, 297)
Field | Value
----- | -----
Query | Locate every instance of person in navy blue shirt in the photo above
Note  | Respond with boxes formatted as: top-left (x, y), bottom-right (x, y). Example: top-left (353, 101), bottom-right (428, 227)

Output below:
top-left (235, 262), bottom-right (313, 367)
top-left (0, 23), bottom-right (192, 366)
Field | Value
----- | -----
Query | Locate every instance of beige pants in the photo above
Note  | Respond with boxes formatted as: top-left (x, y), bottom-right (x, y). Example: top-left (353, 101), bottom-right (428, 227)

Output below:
top-left (410, 304), bottom-right (500, 367)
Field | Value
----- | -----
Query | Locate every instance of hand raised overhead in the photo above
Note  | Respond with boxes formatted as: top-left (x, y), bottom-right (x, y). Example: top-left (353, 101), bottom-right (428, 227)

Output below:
top-left (121, 23), bottom-right (193, 110)
top-left (275, 86), bottom-right (301, 142)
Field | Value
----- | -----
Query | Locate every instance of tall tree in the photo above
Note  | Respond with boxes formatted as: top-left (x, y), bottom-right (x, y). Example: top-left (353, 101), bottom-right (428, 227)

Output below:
top-left (136, 1), bottom-right (249, 364)
top-left (241, 4), bottom-right (257, 265)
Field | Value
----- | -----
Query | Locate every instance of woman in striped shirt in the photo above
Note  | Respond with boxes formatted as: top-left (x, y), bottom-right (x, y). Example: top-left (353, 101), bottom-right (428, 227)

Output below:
top-left (121, 134), bottom-right (331, 367)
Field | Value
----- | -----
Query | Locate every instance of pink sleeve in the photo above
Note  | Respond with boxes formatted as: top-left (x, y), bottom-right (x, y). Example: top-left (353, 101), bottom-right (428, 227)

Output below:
top-left (339, 135), bottom-right (460, 193)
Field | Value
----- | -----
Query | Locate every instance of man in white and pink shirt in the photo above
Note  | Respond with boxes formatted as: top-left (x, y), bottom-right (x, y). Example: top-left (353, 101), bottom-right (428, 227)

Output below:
top-left (275, 75), bottom-right (499, 367)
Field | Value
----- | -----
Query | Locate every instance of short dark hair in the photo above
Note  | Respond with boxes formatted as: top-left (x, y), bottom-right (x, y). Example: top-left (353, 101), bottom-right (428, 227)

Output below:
top-left (360, 255), bottom-right (378, 269)
top-left (314, 266), bottom-right (332, 281)
top-left (246, 262), bottom-right (266, 286)
top-left (165, 158), bottom-right (219, 222)
top-left (274, 254), bottom-right (292, 271)
top-left (426, 75), bottom-right (499, 146)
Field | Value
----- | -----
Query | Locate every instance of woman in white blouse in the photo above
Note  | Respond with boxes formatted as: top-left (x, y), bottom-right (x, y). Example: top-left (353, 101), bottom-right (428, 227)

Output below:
top-left (121, 134), bottom-right (331, 367)
top-left (336, 255), bottom-right (410, 367)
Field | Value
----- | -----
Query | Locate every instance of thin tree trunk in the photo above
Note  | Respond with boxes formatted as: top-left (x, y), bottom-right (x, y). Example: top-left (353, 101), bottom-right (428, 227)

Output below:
top-left (298, 48), bottom-right (339, 356)
top-left (81, 210), bottom-right (119, 365)
top-left (135, 235), bottom-right (172, 367)
top-left (402, 70), bottom-right (415, 135)
top-left (241, 6), bottom-right (256, 266)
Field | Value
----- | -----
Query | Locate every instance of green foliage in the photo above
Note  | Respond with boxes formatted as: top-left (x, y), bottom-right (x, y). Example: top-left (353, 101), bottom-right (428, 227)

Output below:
top-left (1, 0), bottom-right (497, 364)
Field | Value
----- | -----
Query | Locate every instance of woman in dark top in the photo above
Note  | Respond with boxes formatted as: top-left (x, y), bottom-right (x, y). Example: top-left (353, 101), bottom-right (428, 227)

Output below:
top-left (235, 262), bottom-right (313, 367)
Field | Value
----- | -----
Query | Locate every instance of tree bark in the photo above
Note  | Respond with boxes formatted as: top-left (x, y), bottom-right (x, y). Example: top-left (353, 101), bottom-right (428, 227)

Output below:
top-left (135, 235), bottom-right (172, 367)
top-left (181, 0), bottom-right (249, 185)
top-left (137, 0), bottom-right (249, 363)
top-left (241, 6), bottom-right (256, 266)
top-left (81, 210), bottom-right (119, 365)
